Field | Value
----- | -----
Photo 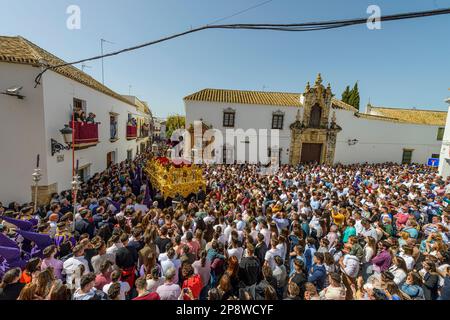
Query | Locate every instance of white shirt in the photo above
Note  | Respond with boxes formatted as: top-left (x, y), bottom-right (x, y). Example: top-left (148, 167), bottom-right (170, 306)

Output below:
top-left (161, 259), bottom-right (181, 284)
top-left (103, 281), bottom-right (131, 300)
top-left (265, 248), bottom-right (282, 270)
top-left (227, 247), bottom-right (244, 262)
top-left (399, 253), bottom-right (415, 271)
top-left (156, 282), bottom-right (181, 300)
top-left (355, 220), bottom-right (363, 235)
top-left (63, 256), bottom-right (90, 290)
top-left (260, 228), bottom-right (271, 247)
top-left (342, 254), bottom-right (360, 278)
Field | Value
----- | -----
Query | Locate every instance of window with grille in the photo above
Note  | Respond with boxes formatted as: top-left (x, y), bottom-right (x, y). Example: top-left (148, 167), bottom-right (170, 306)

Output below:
top-left (223, 112), bottom-right (235, 127)
top-left (272, 114), bottom-right (284, 129)
top-left (402, 149), bottom-right (413, 164)
top-left (309, 104), bottom-right (322, 128)
top-left (437, 128), bottom-right (445, 141)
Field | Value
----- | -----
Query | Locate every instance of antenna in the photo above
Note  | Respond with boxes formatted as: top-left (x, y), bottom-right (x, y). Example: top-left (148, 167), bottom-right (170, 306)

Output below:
top-left (100, 38), bottom-right (115, 85)
top-left (81, 64), bottom-right (92, 72)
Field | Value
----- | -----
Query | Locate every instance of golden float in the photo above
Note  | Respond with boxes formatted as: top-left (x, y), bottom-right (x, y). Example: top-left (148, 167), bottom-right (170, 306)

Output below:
top-left (145, 157), bottom-right (206, 199)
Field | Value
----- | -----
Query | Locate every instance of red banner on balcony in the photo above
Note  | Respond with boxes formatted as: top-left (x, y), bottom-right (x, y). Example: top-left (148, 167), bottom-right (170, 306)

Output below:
top-left (70, 121), bottom-right (99, 148)
top-left (127, 125), bottom-right (137, 139)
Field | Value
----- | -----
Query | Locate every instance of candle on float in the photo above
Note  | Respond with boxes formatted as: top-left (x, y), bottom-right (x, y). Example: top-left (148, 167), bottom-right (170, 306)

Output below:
top-left (36, 154), bottom-right (40, 168)
top-left (76, 160), bottom-right (79, 172)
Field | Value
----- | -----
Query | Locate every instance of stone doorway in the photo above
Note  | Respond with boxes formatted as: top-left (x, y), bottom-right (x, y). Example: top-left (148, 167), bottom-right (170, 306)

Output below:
top-left (301, 143), bottom-right (322, 163)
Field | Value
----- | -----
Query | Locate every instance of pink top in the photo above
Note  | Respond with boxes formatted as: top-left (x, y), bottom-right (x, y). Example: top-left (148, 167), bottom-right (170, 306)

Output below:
top-left (41, 257), bottom-right (64, 280)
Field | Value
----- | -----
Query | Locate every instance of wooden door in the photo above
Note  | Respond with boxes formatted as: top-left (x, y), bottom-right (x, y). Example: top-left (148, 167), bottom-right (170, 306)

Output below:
top-left (107, 152), bottom-right (113, 168)
top-left (301, 143), bottom-right (322, 163)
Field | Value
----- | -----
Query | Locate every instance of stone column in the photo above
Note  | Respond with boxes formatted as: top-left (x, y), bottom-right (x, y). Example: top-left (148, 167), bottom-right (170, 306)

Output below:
top-left (289, 128), bottom-right (302, 165)
top-left (325, 131), bottom-right (338, 165)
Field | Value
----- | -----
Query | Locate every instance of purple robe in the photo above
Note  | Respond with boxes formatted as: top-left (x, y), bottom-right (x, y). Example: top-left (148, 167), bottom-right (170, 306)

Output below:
top-left (0, 233), bottom-right (18, 249)
top-left (1, 216), bottom-right (33, 231)
top-left (54, 232), bottom-right (76, 248)
top-left (0, 246), bottom-right (26, 269)
top-left (15, 230), bottom-right (53, 249)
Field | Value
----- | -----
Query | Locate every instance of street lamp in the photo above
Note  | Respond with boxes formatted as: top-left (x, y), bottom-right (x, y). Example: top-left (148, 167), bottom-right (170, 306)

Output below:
top-left (60, 124), bottom-right (73, 145)
top-left (32, 168), bottom-right (42, 214)
top-left (71, 174), bottom-right (81, 232)
top-left (51, 125), bottom-right (73, 156)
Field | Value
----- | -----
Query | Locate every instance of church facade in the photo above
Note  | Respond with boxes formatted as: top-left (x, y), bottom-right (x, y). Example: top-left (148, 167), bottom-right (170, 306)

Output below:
top-left (289, 74), bottom-right (342, 165)
top-left (184, 74), bottom-right (446, 166)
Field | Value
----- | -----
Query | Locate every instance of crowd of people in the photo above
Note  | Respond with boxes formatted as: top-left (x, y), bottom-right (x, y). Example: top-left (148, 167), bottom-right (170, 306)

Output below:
top-left (73, 107), bottom-right (97, 124)
top-left (1, 151), bottom-right (450, 301)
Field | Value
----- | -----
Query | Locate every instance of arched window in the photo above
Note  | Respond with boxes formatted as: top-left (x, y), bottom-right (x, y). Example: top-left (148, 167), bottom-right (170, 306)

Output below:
top-left (309, 104), bottom-right (322, 128)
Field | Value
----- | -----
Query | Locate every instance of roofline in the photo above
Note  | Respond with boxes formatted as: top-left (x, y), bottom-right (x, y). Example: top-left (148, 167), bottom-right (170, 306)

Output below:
top-left (183, 88), bottom-right (302, 101)
top-left (0, 35), bottom-right (147, 109)
top-left (368, 105), bottom-right (446, 113)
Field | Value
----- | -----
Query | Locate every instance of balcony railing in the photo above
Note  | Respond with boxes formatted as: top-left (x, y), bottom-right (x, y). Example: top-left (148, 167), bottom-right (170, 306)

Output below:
top-left (70, 121), bottom-right (99, 149)
top-left (126, 125), bottom-right (137, 140)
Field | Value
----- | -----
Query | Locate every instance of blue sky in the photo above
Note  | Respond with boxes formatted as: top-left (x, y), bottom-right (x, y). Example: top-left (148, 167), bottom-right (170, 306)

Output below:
top-left (1, 0), bottom-right (449, 117)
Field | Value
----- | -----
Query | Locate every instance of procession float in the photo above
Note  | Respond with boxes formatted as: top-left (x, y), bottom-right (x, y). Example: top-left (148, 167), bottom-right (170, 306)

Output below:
top-left (145, 156), bottom-right (206, 199)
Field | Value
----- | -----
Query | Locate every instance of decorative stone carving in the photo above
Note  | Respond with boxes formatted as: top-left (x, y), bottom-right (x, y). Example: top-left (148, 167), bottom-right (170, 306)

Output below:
top-left (289, 74), bottom-right (342, 165)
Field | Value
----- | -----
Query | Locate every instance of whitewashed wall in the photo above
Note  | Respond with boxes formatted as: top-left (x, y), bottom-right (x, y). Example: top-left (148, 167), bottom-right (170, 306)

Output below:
top-left (334, 109), bottom-right (443, 165)
top-left (438, 106), bottom-right (450, 177)
top-left (0, 62), bottom-right (150, 204)
top-left (0, 63), bottom-right (47, 204)
top-left (42, 70), bottom-right (149, 193)
top-left (185, 100), bottom-right (300, 164)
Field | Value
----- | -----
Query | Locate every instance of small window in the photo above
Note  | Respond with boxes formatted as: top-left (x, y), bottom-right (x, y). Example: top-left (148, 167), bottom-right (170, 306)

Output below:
top-left (272, 114), bottom-right (284, 130)
top-left (309, 104), bottom-right (322, 128)
top-left (77, 164), bottom-right (91, 183)
top-left (223, 112), bottom-right (235, 127)
top-left (127, 149), bottom-right (133, 161)
top-left (73, 98), bottom-right (86, 112)
top-left (402, 149), bottom-right (413, 164)
top-left (437, 128), bottom-right (445, 141)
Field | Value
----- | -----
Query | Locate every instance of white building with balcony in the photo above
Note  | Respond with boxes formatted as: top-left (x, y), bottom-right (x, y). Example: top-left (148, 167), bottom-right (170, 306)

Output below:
top-left (0, 35), bottom-right (153, 205)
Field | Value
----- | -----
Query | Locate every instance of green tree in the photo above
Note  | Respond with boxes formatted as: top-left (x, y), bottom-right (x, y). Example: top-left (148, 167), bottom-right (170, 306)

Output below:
top-left (165, 114), bottom-right (186, 139)
top-left (348, 82), bottom-right (360, 111)
top-left (341, 85), bottom-right (351, 104)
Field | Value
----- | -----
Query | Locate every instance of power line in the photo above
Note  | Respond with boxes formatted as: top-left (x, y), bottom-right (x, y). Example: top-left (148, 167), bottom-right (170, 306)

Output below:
top-left (206, 0), bottom-right (275, 26)
top-left (34, 8), bottom-right (450, 87)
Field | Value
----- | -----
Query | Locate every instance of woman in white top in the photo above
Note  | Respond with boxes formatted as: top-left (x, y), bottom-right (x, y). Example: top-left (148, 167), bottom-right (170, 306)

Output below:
top-left (388, 256), bottom-right (408, 286)
top-left (227, 237), bottom-right (244, 262)
top-left (146, 266), bottom-right (165, 292)
top-left (361, 236), bottom-right (376, 280)
top-left (102, 270), bottom-right (130, 300)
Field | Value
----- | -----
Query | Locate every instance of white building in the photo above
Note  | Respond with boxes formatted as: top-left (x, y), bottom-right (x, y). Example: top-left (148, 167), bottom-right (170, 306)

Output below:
top-left (153, 117), bottom-right (167, 141)
top-left (184, 74), bottom-right (446, 166)
top-left (438, 97), bottom-right (450, 178)
top-left (0, 36), bottom-right (152, 205)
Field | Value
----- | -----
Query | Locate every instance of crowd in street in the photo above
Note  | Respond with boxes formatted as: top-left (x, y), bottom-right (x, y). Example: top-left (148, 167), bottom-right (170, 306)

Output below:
top-left (1, 152), bottom-right (450, 300)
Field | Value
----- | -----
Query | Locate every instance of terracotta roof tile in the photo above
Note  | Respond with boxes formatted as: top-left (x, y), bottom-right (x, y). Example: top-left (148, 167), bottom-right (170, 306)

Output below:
top-left (0, 35), bottom-right (135, 107)
top-left (184, 88), bottom-right (302, 107)
top-left (367, 105), bottom-right (446, 126)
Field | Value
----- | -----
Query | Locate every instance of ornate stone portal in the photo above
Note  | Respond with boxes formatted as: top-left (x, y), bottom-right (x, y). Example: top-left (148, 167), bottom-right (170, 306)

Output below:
top-left (289, 74), bottom-right (342, 165)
